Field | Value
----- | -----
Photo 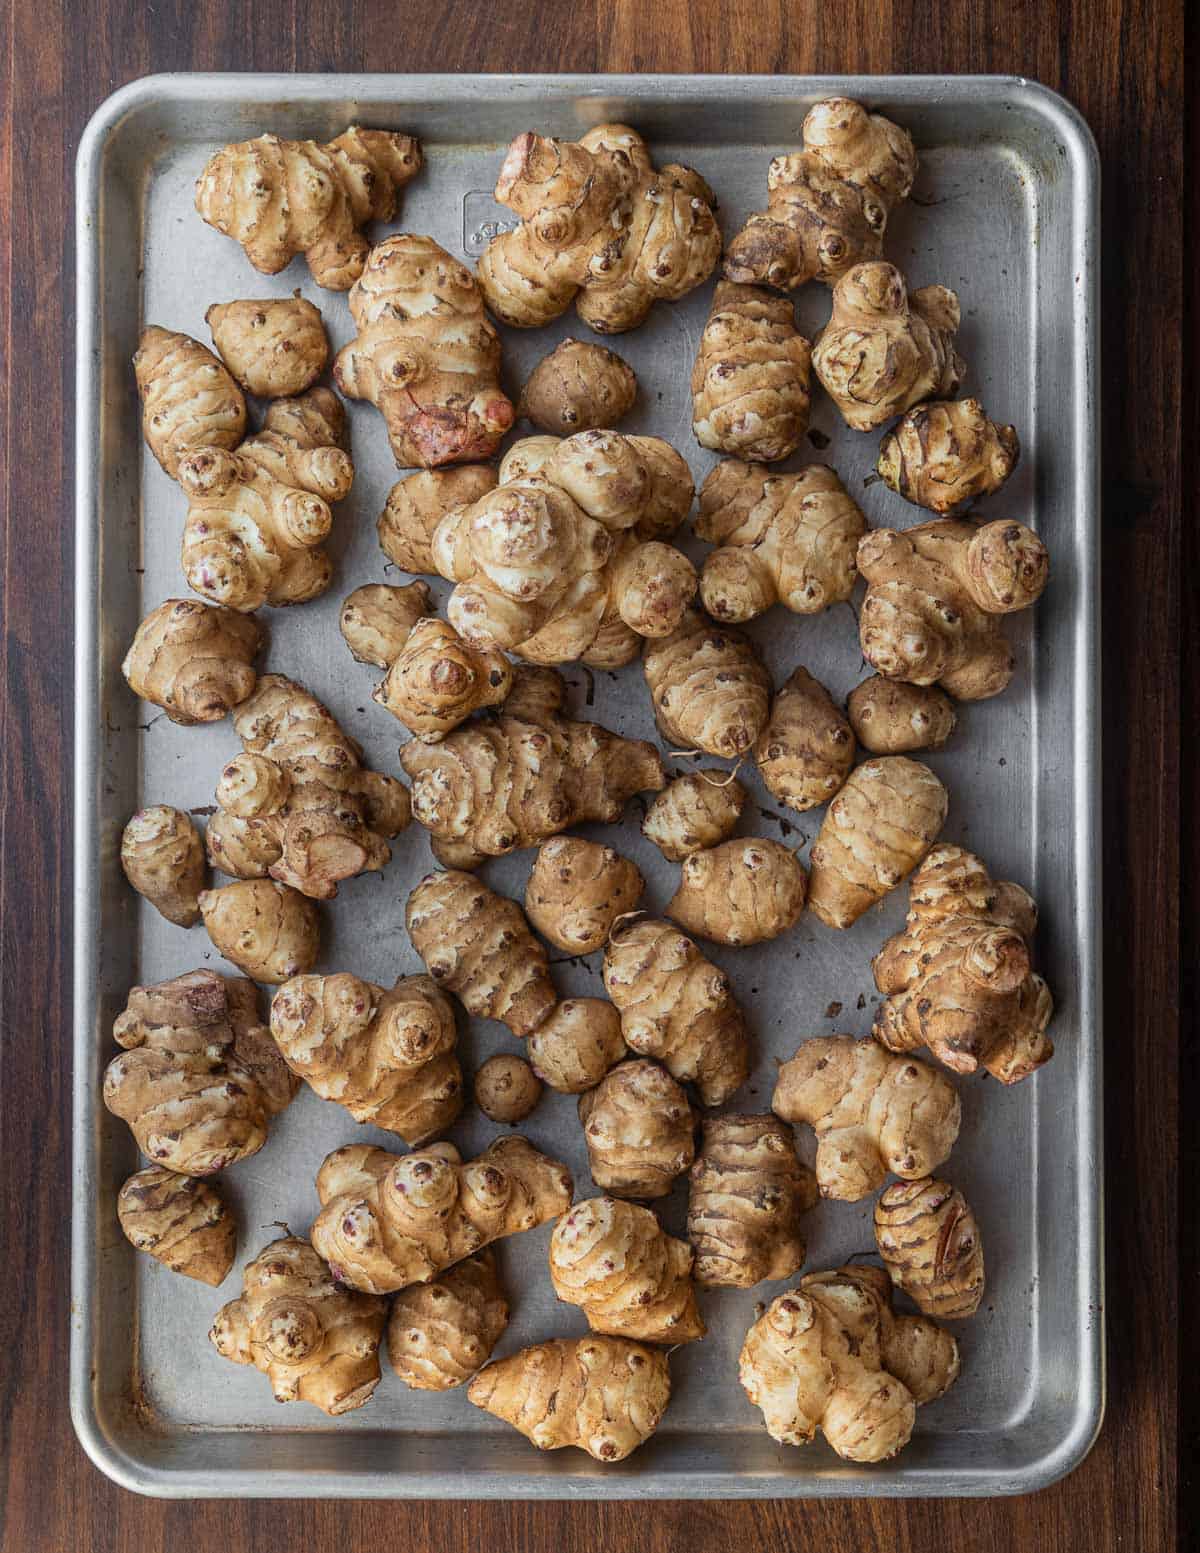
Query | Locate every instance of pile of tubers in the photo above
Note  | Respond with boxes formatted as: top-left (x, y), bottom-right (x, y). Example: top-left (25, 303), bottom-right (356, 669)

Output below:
top-left (109, 99), bottom-right (1054, 1468)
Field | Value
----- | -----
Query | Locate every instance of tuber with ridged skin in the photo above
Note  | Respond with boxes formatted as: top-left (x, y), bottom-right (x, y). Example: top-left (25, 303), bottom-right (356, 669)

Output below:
top-left (847, 676), bottom-right (957, 755)
top-left (387, 1250), bottom-right (508, 1390)
top-left (122, 599), bottom-right (261, 725)
top-left (117, 1167), bottom-right (236, 1286)
top-left (878, 398), bottom-right (1020, 514)
top-left (643, 611), bottom-right (772, 758)
top-left (121, 806), bottom-right (206, 926)
top-left (666, 838), bottom-right (808, 947)
top-left (691, 282), bottom-right (812, 461)
top-left (578, 1059), bottom-right (695, 1200)
top-left (206, 296), bottom-right (329, 399)
top-left (199, 878), bottom-right (321, 984)
top-left (378, 465), bottom-right (498, 576)
top-left (525, 837), bottom-right (644, 954)
top-left (520, 338), bottom-right (638, 433)
top-left (755, 667), bottom-right (856, 814)
top-left (527, 999), bottom-right (628, 1094)
top-left (642, 770), bottom-right (747, 862)
top-left (874, 1177), bottom-right (985, 1319)
top-left (133, 326), bottom-right (246, 479)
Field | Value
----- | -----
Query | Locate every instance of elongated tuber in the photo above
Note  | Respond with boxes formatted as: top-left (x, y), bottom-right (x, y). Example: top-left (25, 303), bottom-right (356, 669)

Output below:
top-left (603, 916), bottom-right (751, 1104)
top-left (310, 1136), bottom-right (573, 1294)
top-left (667, 838), bottom-right (807, 947)
top-left (738, 1264), bottom-right (959, 1461)
top-left (643, 611), bottom-right (771, 758)
top-left (387, 1250), bottom-right (508, 1390)
top-left (577, 1059), bottom-right (695, 1199)
top-left (857, 517), bottom-right (1050, 701)
top-left (755, 667), bottom-right (856, 813)
top-left (210, 1237), bottom-right (387, 1414)
top-left (117, 1166), bottom-right (236, 1286)
top-left (133, 326), bottom-right (246, 479)
top-left (772, 1035), bottom-right (960, 1201)
top-left (468, 1336), bottom-right (671, 1461)
top-left (847, 676), bottom-right (957, 755)
top-left (871, 844), bottom-right (1054, 1083)
top-left (878, 398), bottom-right (1020, 514)
top-left (104, 970), bottom-right (296, 1175)
top-left (687, 1114), bottom-right (817, 1288)
top-left (199, 878), bottom-right (321, 984)
top-left (406, 869), bottom-right (557, 1037)
top-left (474, 1054), bottom-right (543, 1124)
top-left (550, 1196), bottom-right (704, 1343)
top-left (333, 234), bottom-right (514, 467)
top-left (642, 770), bottom-right (747, 862)
top-left (807, 756), bottom-right (948, 928)
top-left (122, 598), bottom-right (261, 725)
top-left (813, 263), bottom-right (964, 431)
top-left (695, 460), bottom-right (866, 623)
top-left (377, 465), bottom-right (498, 575)
top-left (195, 128), bottom-right (422, 290)
top-left (525, 837), bottom-right (644, 954)
top-left (478, 124), bottom-right (720, 333)
top-left (270, 971), bottom-right (462, 1144)
top-left (527, 999), bottom-right (628, 1093)
top-left (874, 1177), bottom-right (985, 1319)
top-left (121, 806), bottom-right (206, 926)
top-left (206, 296), bottom-right (330, 398)
top-left (725, 98), bottom-right (916, 292)
top-left (691, 282), bottom-right (812, 461)
top-left (400, 666), bottom-right (664, 868)
top-left (520, 339), bottom-right (638, 433)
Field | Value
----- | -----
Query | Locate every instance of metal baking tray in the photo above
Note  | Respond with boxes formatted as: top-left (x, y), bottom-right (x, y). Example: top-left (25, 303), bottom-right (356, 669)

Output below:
top-left (72, 73), bottom-right (1101, 1498)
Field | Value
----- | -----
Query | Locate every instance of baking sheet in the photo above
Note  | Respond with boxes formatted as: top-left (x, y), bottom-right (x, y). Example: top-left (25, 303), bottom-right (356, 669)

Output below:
top-left (72, 73), bottom-right (1102, 1498)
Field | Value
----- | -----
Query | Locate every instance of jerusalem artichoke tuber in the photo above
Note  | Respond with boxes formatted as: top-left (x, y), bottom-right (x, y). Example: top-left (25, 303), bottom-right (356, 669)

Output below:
top-left (878, 398), bottom-right (1020, 514)
top-left (642, 611), bottom-right (772, 758)
top-left (691, 282), bottom-right (812, 461)
top-left (474, 1054), bottom-right (543, 1124)
top-left (520, 338), bottom-right (638, 433)
top-left (754, 667), bottom-right (856, 813)
top-left (377, 465), bottom-right (498, 576)
top-left (117, 1166), bottom-right (236, 1286)
top-left (133, 326), bottom-right (246, 479)
top-left (386, 1250), bottom-right (508, 1390)
top-left (199, 878), bottom-right (321, 984)
top-left (642, 770), bottom-right (747, 862)
top-left (577, 1059), bottom-right (695, 1200)
top-left (121, 598), bottom-right (261, 725)
top-left (846, 676), bottom-right (957, 755)
top-left (206, 296), bottom-right (330, 399)
top-left (525, 837), bottom-right (644, 954)
top-left (121, 806), bottom-right (206, 926)
top-left (666, 838), bottom-right (808, 947)
top-left (527, 999), bottom-right (628, 1093)
top-left (874, 1177), bottom-right (985, 1319)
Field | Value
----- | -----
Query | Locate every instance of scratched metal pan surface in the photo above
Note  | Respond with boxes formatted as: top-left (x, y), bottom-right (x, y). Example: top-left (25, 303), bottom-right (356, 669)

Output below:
top-left (72, 73), bottom-right (1101, 1498)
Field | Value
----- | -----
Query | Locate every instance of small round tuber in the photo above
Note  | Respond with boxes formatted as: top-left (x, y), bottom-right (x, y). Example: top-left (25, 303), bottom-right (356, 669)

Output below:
top-left (525, 837), bottom-right (644, 955)
top-left (386, 1249), bottom-right (509, 1390)
top-left (643, 610), bottom-right (772, 758)
top-left (577, 1059), bottom-right (695, 1200)
top-left (527, 999), bottom-right (627, 1093)
top-left (666, 837), bottom-right (808, 947)
top-left (519, 338), bottom-right (638, 433)
top-left (877, 398), bottom-right (1019, 515)
top-left (847, 676), bottom-right (957, 754)
top-left (755, 666), bottom-right (856, 813)
top-left (198, 878), bottom-right (321, 984)
top-left (642, 770), bottom-right (747, 862)
top-left (122, 599), bottom-right (261, 726)
top-left (117, 1166), bottom-right (236, 1286)
top-left (206, 296), bottom-right (330, 399)
top-left (474, 1054), bottom-right (543, 1124)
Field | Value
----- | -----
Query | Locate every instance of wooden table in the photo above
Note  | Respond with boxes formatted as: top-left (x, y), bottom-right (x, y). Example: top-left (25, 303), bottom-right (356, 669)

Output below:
top-left (0, 3), bottom-right (1182, 1548)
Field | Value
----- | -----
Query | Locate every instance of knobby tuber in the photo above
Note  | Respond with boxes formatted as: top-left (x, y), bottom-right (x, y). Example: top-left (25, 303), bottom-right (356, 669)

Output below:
top-left (874, 1177), bottom-right (985, 1319)
top-left (133, 326), bottom-right (246, 478)
top-left (755, 667), bottom-right (856, 813)
top-left (386, 1249), bottom-right (508, 1390)
top-left (642, 770), bottom-right (747, 862)
top-left (117, 1167), bottom-right (236, 1286)
top-left (577, 1059), bottom-right (695, 1199)
top-left (691, 282), bottom-right (813, 461)
top-left (643, 611), bottom-right (772, 758)
top-left (122, 598), bottom-right (261, 725)
top-left (121, 806), bottom-right (206, 926)
top-left (206, 296), bottom-right (330, 398)
top-left (377, 465), bottom-right (498, 575)
top-left (666, 838), bottom-right (808, 947)
top-left (878, 398), bottom-right (1020, 514)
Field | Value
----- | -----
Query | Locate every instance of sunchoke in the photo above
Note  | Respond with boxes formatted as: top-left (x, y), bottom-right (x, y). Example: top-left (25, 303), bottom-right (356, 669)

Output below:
top-left (878, 398), bottom-right (1020, 514)
top-left (121, 806), bottom-right (206, 926)
top-left (857, 517), bottom-right (1050, 701)
top-left (333, 234), bottom-right (514, 467)
top-left (195, 127), bottom-right (422, 290)
top-left (603, 915), bottom-right (751, 1104)
top-left (755, 667), bottom-right (856, 813)
top-left (206, 296), bottom-right (329, 398)
top-left (812, 262), bottom-right (965, 431)
top-left (772, 1035), bottom-right (960, 1201)
top-left (666, 838), bottom-right (807, 947)
top-left (549, 1196), bottom-right (704, 1343)
top-left (468, 1336), bottom-right (671, 1462)
top-left (738, 1264), bottom-right (959, 1461)
top-left (133, 326), bottom-right (246, 479)
top-left (871, 844), bottom-right (1054, 1083)
top-left (527, 998), bottom-right (628, 1093)
top-left (117, 1166), bottom-right (236, 1286)
top-left (520, 338), bottom-right (638, 433)
top-left (642, 611), bottom-right (771, 758)
top-left (210, 1237), bottom-right (387, 1414)
top-left (807, 756), bottom-right (948, 929)
top-left (198, 878), bottom-right (320, 984)
top-left (525, 837), bottom-right (644, 954)
top-left (874, 1177), bottom-right (985, 1319)
top-left (642, 770), bottom-right (747, 862)
top-left (310, 1136), bottom-right (573, 1295)
top-left (121, 598), bottom-right (261, 725)
top-left (687, 1114), bottom-right (817, 1288)
top-left (474, 1054), bottom-right (543, 1124)
top-left (270, 971), bottom-right (462, 1144)
top-left (577, 1059), bottom-right (695, 1199)
top-left (691, 282), bottom-right (812, 461)
top-left (847, 676), bottom-right (957, 755)
top-left (377, 465), bottom-right (498, 575)
top-left (478, 123), bottom-right (720, 333)
top-left (695, 460), bottom-right (866, 623)
top-left (387, 1250), bottom-right (508, 1390)
top-left (724, 98), bottom-right (916, 292)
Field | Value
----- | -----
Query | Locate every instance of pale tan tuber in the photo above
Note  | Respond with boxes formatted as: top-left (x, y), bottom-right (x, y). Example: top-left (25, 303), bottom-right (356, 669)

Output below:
top-left (874, 1177), bottom-right (985, 1319)
top-left (603, 915), bottom-right (751, 1105)
top-left (577, 1059), bottom-right (695, 1199)
top-left (269, 971), bottom-right (462, 1144)
top-left (738, 1264), bottom-right (959, 1461)
top-left (527, 999), bottom-right (628, 1093)
top-left (691, 282), bottom-right (812, 461)
top-left (206, 296), bottom-right (330, 398)
top-left (878, 398), bottom-right (1020, 514)
top-left (377, 465), bottom-right (498, 576)
top-left (725, 98), bottom-right (916, 292)
top-left (133, 326), bottom-right (246, 478)
top-left (666, 838), bottom-right (807, 947)
top-left (550, 1196), bottom-right (704, 1343)
top-left (117, 1167), bottom-right (236, 1286)
top-left (642, 770), bottom-right (747, 862)
top-left (121, 806), bottom-right (206, 926)
top-left (478, 123), bottom-right (720, 333)
top-left (468, 1336), bottom-right (671, 1462)
top-left (199, 879), bottom-right (321, 984)
top-left (847, 676), bottom-right (957, 755)
top-left (474, 1054), bottom-right (543, 1124)
top-left (755, 667), bottom-right (856, 813)
top-left (122, 599), bottom-right (261, 725)
top-left (695, 460), bottom-right (866, 624)
top-left (310, 1136), bottom-right (573, 1295)
top-left (525, 837), bottom-right (644, 954)
top-left (195, 127), bottom-right (422, 290)
top-left (643, 611), bottom-right (771, 758)
top-left (687, 1114), bottom-right (817, 1288)
top-left (520, 338), bottom-right (638, 433)
top-left (387, 1249), bottom-right (508, 1390)
top-left (772, 1035), bottom-right (961, 1201)
top-left (210, 1237), bottom-right (387, 1414)
top-left (807, 756), bottom-right (948, 928)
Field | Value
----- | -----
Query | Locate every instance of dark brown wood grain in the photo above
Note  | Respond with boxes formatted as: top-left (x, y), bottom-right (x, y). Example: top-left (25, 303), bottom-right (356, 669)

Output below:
top-left (0, 1), bottom-right (1182, 1548)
